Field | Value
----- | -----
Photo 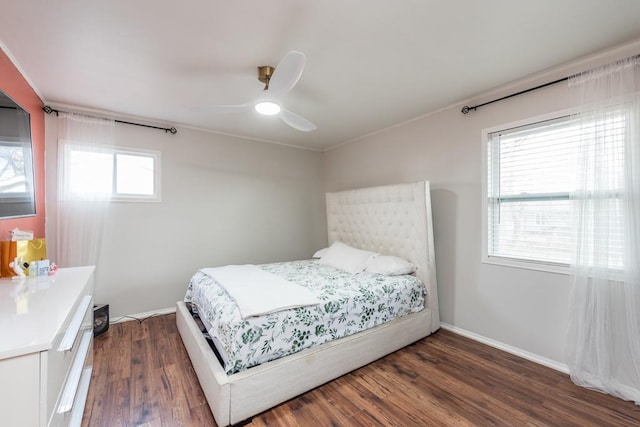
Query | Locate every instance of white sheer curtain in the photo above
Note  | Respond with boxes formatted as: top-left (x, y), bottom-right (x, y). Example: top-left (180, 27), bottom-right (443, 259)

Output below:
top-left (56, 112), bottom-right (115, 267)
top-left (567, 56), bottom-right (640, 404)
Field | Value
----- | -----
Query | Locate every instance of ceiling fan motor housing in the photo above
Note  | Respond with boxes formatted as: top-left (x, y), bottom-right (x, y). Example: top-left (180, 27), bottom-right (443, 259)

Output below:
top-left (258, 66), bottom-right (275, 86)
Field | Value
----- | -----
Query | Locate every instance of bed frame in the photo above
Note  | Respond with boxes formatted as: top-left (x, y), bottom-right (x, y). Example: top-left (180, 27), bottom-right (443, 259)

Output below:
top-left (176, 181), bottom-right (439, 426)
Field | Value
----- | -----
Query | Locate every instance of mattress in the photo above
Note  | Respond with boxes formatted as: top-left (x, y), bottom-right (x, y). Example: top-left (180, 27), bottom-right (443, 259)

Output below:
top-left (184, 259), bottom-right (426, 374)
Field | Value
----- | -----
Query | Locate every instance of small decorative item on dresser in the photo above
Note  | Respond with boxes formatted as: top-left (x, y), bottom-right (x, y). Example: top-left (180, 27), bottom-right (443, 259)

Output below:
top-left (9, 228), bottom-right (33, 241)
top-left (35, 260), bottom-right (50, 276)
top-left (28, 262), bottom-right (37, 277)
top-left (17, 238), bottom-right (47, 264)
top-left (9, 256), bottom-right (25, 278)
top-left (0, 238), bottom-right (48, 277)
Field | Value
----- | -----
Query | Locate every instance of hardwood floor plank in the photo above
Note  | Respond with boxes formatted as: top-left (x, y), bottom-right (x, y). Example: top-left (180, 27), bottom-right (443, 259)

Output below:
top-left (410, 347), bottom-right (554, 424)
top-left (131, 317), bottom-right (151, 341)
top-left (178, 360), bottom-right (209, 410)
top-left (103, 378), bottom-right (131, 427)
top-left (83, 314), bottom-right (640, 427)
top-left (342, 409), bottom-right (390, 427)
top-left (420, 333), bottom-right (638, 426)
top-left (134, 418), bottom-right (163, 427)
top-left (129, 339), bottom-right (162, 424)
top-left (95, 321), bottom-right (132, 383)
top-left (389, 359), bottom-right (539, 425)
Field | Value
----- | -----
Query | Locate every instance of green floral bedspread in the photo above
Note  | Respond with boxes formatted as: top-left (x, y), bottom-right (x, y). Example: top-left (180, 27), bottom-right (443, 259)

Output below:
top-left (184, 259), bottom-right (426, 374)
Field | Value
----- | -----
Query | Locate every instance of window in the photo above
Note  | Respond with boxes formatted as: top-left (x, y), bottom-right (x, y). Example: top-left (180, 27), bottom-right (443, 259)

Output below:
top-left (64, 145), bottom-right (160, 202)
top-left (0, 104), bottom-right (36, 218)
top-left (0, 139), bottom-right (35, 209)
top-left (482, 112), bottom-right (624, 272)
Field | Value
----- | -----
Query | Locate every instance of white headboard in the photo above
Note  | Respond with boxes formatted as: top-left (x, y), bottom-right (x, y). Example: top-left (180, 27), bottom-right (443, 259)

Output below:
top-left (325, 181), bottom-right (439, 332)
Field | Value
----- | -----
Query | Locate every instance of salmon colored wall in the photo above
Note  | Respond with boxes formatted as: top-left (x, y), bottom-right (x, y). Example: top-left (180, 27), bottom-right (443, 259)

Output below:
top-left (0, 48), bottom-right (45, 239)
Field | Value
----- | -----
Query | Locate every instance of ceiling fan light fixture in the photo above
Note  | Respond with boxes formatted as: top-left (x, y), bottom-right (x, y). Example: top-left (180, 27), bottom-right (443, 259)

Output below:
top-left (254, 101), bottom-right (281, 115)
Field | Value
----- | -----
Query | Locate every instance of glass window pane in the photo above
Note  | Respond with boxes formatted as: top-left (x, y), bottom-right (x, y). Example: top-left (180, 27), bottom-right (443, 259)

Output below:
top-left (486, 112), bottom-right (625, 268)
top-left (115, 153), bottom-right (154, 195)
top-left (489, 200), bottom-right (571, 264)
top-left (490, 117), bottom-right (582, 197)
top-left (0, 144), bottom-right (28, 193)
top-left (68, 150), bottom-right (113, 195)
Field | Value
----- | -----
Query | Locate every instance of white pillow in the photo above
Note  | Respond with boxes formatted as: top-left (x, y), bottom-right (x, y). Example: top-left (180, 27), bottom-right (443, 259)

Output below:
top-left (318, 241), bottom-right (377, 274)
top-left (312, 247), bottom-right (329, 258)
top-left (366, 255), bottom-right (416, 276)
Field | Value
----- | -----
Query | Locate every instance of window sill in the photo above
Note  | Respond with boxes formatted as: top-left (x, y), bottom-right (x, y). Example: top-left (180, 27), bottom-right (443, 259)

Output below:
top-left (483, 256), bottom-right (569, 275)
top-left (111, 195), bottom-right (161, 203)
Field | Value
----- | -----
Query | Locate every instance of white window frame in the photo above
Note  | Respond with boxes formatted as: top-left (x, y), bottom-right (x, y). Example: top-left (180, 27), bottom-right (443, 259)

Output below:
top-left (112, 147), bottom-right (161, 202)
top-left (63, 144), bottom-right (161, 203)
top-left (481, 109), bottom-right (574, 275)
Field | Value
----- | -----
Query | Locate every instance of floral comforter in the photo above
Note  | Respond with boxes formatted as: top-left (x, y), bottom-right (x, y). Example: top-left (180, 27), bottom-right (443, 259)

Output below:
top-left (184, 259), bottom-right (426, 374)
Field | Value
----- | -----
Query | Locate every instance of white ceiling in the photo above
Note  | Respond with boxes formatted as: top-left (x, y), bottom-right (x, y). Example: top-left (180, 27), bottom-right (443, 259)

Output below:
top-left (2, 1), bottom-right (640, 150)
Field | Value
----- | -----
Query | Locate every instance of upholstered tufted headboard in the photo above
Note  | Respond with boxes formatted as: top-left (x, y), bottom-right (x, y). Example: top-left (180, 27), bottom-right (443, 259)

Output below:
top-left (325, 181), bottom-right (439, 332)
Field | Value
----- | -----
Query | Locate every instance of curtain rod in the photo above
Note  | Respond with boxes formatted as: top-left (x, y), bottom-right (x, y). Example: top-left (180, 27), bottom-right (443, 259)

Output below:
top-left (42, 105), bottom-right (178, 134)
top-left (462, 54), bottom-right (640, 114)
top-left (461, 77), bottom-right (569, 115)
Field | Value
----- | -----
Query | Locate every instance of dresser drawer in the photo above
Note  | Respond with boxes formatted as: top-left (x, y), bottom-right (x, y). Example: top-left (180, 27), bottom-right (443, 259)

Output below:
top-left (45, 290), bottom-right (93, 426)
top-left (0, 353), bottom-right (40, 427)
top-left (47, 330), bottom-right (93, 427)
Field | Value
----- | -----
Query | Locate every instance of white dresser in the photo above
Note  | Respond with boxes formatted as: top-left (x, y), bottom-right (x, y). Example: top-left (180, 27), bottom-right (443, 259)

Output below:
top-left (0, 266), bottom-right (95, 427)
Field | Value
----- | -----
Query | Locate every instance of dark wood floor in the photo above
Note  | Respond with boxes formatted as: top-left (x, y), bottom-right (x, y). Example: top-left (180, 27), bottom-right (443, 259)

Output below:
top-left (82, 314), bottom-right (640, 426)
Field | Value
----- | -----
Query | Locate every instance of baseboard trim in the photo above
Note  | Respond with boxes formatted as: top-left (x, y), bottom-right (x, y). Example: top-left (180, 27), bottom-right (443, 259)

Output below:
top-left (110, 306), bottom-right (177, 324)
top-left (440, 322), bottom-right (569, 374)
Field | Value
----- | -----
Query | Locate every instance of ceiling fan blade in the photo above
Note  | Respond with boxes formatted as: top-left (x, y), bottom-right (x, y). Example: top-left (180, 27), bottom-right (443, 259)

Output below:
top-left (194, 103), bottom-right (251, 114)
top-left (268, 51), bottom-right (306, 98)
top-left (280, 108), bottom-right (317, 132)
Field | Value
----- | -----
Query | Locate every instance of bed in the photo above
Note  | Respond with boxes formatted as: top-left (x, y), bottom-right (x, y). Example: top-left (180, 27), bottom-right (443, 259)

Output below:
top-left (176, 180), bottom-right (439, 426)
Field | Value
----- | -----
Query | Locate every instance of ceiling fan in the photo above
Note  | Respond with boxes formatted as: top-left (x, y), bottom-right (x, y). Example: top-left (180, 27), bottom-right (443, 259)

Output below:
top-left (202, 51), bottom-right (317, 132)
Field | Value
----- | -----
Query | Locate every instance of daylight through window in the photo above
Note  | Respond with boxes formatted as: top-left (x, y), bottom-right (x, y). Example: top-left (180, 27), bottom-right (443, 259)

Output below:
top-left (64, 145), bottom-right (160, 202)
top-left (485, 113), bottom-right (624, 270)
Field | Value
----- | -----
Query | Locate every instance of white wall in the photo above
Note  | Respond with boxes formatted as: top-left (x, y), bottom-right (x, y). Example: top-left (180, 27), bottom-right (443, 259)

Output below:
top-left (45, 118), bottom-right (326, 318)
top-left (322, 42), bottom-right (640, 367)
